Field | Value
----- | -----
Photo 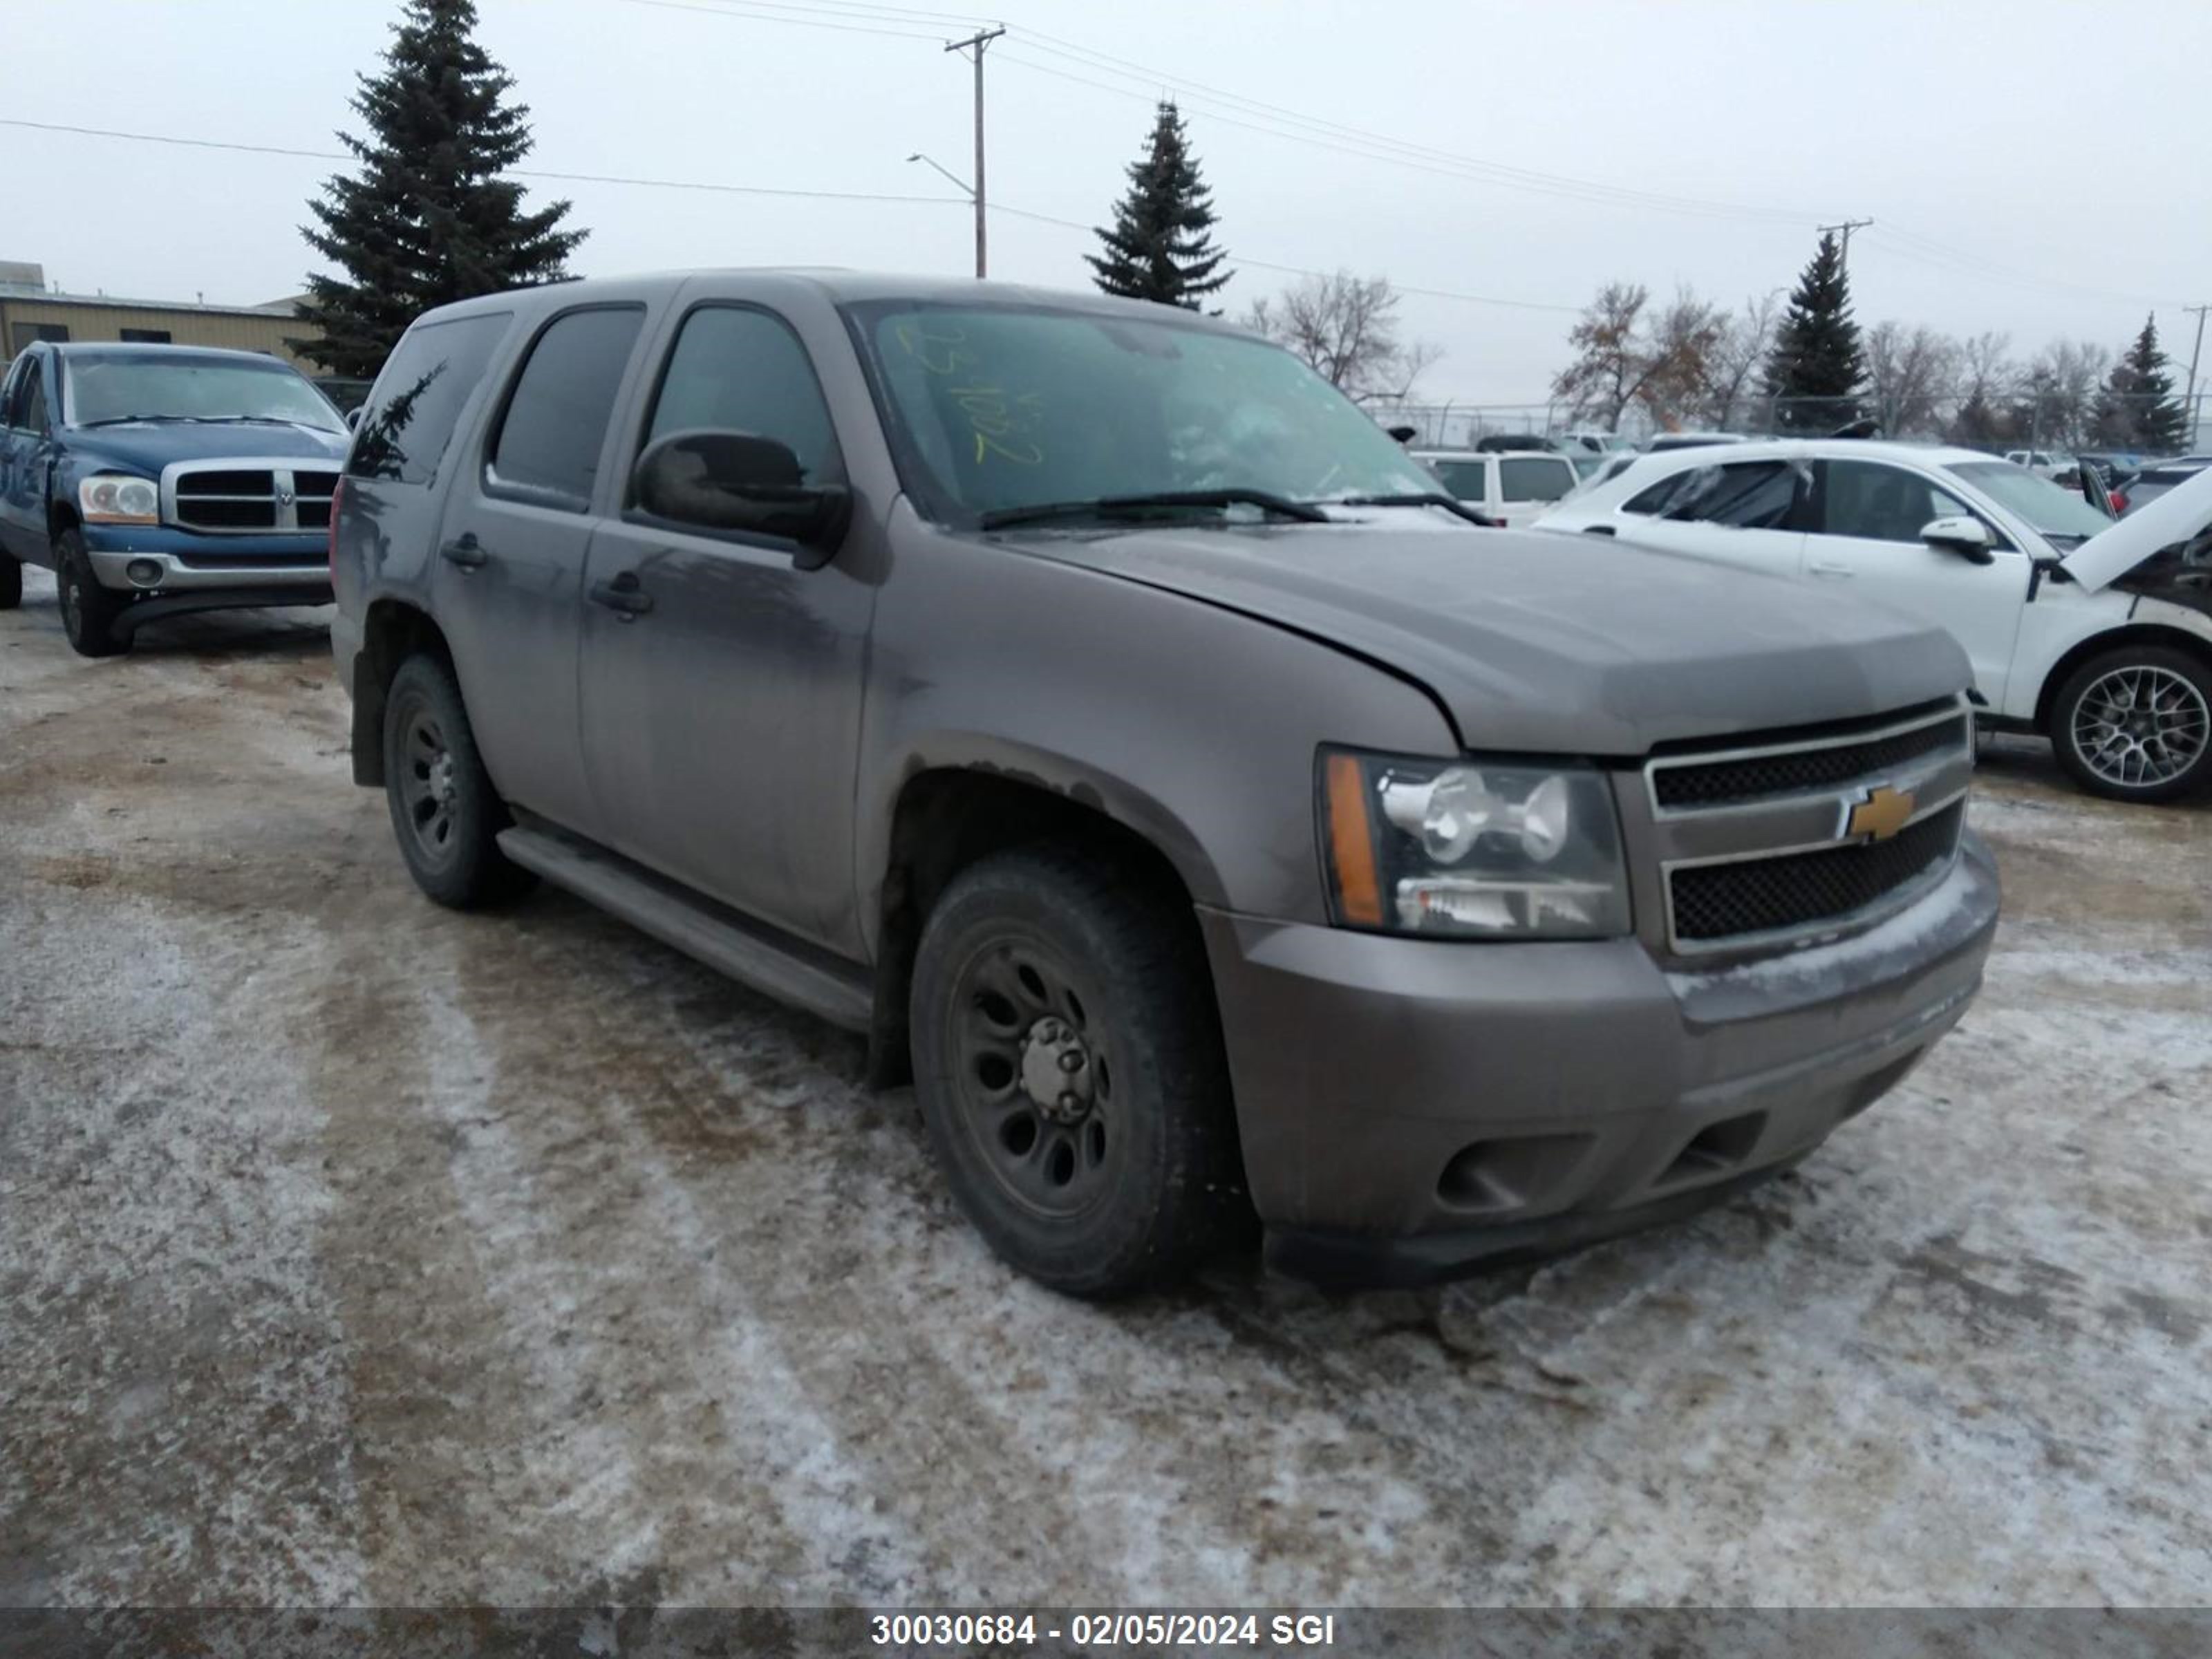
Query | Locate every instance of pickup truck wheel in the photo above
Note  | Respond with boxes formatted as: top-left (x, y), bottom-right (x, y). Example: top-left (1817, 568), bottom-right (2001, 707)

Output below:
top-left (2049, 646), bottom-right (2212, 803)
top-left (55, 532), bottom-right (128, 657)
top-left (380, 654), bottom-right (536, 908)
top-left (911, 845), bottom-right (1246, 1297)
top-left (0, 550), bottom-right (20, 610)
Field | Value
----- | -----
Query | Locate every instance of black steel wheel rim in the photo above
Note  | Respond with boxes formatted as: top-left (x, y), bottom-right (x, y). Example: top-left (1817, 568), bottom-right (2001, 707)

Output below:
top-left (397, 696), bottom-right (460, 864)
top-left (948, 934), bottom-right (1117, 1220)
top-left (59, 566), bottom-right (81, 637)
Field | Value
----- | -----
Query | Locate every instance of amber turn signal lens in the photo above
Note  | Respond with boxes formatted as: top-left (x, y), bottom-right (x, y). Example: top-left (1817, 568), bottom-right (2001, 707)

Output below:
top-left (1324, 751), bottom-right (1384, 927)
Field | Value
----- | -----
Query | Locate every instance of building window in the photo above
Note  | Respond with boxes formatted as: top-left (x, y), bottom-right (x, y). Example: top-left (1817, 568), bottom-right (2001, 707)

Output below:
top-left (9, 322), bottom-right (70, 353)
top-left (119, 328), bottom-right (173, 345)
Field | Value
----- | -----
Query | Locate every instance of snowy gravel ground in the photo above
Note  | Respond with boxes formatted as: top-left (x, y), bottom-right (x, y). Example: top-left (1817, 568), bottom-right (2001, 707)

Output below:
top-left (2, 564), bottom-right (2209, 1609)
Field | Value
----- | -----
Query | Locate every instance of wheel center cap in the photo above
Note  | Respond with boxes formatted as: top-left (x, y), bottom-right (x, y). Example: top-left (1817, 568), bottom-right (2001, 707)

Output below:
top-left (430, 754), bottom-right (458, 805)
top-left (1020, 1018), bottom-right (1092, 1123)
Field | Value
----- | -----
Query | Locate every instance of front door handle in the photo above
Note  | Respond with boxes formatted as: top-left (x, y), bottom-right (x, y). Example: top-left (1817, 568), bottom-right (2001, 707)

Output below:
top-left (1583, 523), bottom-right (1618, 537)
top-left (440, 532), bottom-right (487, 570)
top-left (1807, 560), bottom-right (1854, 578)
top-left (588, 571), bottom-right (654, 619)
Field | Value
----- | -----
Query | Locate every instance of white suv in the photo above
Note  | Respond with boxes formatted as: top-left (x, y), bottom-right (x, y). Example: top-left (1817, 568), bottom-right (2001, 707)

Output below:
top-left (1412, 449), bottom-right (1581, 528)
top-left (1535, 439), bottom-right (2212, 801)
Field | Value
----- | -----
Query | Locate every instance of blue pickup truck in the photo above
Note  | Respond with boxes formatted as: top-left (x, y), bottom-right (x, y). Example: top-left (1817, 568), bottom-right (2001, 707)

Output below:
top-left (0, 342), bottom-right (350, 656)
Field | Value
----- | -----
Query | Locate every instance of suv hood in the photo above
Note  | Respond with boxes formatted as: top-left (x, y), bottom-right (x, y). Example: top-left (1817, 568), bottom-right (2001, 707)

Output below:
top-left (62, 420), bottom-right (349, 476)
top-left (2060, 462), bottom-right (2212, 591)
top-left (1007, 521), bottom-right (1969, 754)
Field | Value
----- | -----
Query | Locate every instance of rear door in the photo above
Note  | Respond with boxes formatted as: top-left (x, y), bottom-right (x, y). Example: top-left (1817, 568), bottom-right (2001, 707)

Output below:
top-left (1609, 456), bottom-right (1810, 577)
top-left (1806, 457), bottom-right (2027, 706)
top-left (577, 297), bottom-right (876, 951)
top-left (431, 302), bottom-right (650, 838)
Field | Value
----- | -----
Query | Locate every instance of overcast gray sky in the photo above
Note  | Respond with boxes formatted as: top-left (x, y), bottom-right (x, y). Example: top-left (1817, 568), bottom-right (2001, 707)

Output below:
top-left (8, 0), bottom-right (2209, 406)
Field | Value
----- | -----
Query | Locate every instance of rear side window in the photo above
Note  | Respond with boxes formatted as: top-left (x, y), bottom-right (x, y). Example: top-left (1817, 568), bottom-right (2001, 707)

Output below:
top-left (1624, 460), bottom-right (1799, 528)
top-left (1427, 458), bottom-right (1487, 503)
top-left (348, 311), bottom-right (511, 485)
top-left (1498, 457), bottom-right (1575, 503)
top-left (487, 306), bottom-right (647, 510)
top-left (644, 306), bottom-right (841, 484)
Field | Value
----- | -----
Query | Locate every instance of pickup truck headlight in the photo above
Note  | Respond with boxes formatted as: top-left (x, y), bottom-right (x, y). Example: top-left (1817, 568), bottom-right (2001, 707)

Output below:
top-left (1320, 749), bottom-right (1631, 939)
top-left (79, 475), bottom-right (160, 525)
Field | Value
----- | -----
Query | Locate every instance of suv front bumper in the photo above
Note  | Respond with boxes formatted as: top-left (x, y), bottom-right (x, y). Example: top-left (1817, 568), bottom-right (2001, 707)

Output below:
top-left (1200, 830), bottom-right (2000, 1287)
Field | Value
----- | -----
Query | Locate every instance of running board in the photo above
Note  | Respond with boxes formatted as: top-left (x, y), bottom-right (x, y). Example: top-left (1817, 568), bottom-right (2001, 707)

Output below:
top-left (496, 824), bottom-right (874, 1031)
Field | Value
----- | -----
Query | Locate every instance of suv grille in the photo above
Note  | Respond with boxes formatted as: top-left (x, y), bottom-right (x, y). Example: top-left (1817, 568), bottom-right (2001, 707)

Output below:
top-left (1669, 800), bottom-right (1964, 943)
top-left (170, 465), bottom-right (341, 534)
top-left (1652, 711), bottom-right (1970, 809)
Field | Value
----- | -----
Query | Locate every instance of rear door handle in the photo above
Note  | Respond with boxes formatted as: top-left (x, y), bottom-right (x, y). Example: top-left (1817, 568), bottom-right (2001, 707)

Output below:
top-left (588, 572), bottom-right (654, 619)
top-left (1808, 560), bottom-right (1854, 578)
top-left (440, 533), bottom-right (487, 570)
top-left (1583, 523), bottom-right (1618, 538)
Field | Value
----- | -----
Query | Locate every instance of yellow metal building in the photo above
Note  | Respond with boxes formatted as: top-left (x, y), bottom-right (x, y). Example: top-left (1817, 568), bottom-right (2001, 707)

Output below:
top-left (1, 260), bottom-right (311, 369)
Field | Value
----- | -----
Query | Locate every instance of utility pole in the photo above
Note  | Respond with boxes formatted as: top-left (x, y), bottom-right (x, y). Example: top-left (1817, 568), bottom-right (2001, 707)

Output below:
top-left (2184, 303), bottom-right (2209, 451)
top-left (945, 25), bottom-right (1004, 280)
top-left (1817, 218), bottom-right (1874, 276)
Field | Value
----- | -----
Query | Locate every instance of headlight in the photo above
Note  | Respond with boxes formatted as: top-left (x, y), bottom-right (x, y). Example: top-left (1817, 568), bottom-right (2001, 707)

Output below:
top-left (1320, 749), bottom-right (1631, 939)
top-left (79, 475), bottom-right (160, 525)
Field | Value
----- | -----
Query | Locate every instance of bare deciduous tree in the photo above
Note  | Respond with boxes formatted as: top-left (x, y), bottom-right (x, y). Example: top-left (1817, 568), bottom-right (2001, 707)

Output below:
top-left (1701, 292), bottom-right (1781, 431)
top-left (2015, 340), bottom-right (2109, 450)
top-left (1864, 321), bottom-right (1960, 439)
top-left (1635, 287), bottom-right (1727, 429)
top-left (1244, 271), bottom-right (1439, 404)
top-left (1550, 281), bottom-right (1653, 431)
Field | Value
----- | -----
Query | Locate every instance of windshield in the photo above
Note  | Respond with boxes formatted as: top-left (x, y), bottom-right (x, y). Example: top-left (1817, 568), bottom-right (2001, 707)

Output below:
top-left (1950, 460), bottom-right (2113, 541)
top-left (65, 353), bottom-right (344, 431)
top-left (847, 301), bottom-right (1440, 525)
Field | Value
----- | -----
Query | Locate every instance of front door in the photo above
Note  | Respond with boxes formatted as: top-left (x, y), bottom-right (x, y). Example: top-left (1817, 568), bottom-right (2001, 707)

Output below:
top-left (431, 303), bottom-right (648, 838)
top-left (0, 354), bottom-right (54, 561)
top-left (577, 301), bottom-right (875, 953)
top-left (1807, 458), bottom-right (2027, 709)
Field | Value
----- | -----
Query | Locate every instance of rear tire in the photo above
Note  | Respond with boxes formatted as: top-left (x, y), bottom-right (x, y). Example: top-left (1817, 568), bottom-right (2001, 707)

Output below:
top-left (380, 653), bottom-right (536, 908)
top-left (54, 531), bottom-right (127, 657)
top-left (910, 844), bottom-right (1248, 1297)
top-left (2048, 645), bottom-right (2212, 803)
top-left (0, 550), bottom-right (20, 610)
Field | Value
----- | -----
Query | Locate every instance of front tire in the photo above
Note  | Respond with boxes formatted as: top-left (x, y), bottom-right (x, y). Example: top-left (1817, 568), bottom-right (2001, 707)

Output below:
top-left (54, 530), bottom-right (127, 657)
top-left (0, 549), bottom-right (20, 610)
top-left (2049, 646), bottom-right (2212, 803)
top-left (380, 653), bottom-right (536, 908)
top-left (910, 845), bottom-right (1247, 1297)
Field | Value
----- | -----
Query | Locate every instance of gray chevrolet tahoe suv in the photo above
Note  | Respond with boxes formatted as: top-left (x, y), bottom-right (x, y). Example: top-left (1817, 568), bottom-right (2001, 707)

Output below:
top-left (332, 271), bottom-right (2000, 1296)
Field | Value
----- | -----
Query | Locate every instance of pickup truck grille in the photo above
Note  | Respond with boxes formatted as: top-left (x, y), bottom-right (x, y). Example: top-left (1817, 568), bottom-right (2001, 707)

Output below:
top-left (166, 462), bottom-right (341, 534)
top-left (1644, 700), bottom-right (1974, 956)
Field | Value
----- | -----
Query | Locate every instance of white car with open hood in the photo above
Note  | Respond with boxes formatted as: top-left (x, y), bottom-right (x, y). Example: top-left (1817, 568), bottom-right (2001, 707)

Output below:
top-left (1534, 439), bottom-right (2212, 801)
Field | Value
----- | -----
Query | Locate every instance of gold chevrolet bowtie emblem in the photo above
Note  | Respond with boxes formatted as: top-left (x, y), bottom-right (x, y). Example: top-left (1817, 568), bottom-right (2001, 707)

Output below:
top-left (1848, 785), bottom-right (1916, 842)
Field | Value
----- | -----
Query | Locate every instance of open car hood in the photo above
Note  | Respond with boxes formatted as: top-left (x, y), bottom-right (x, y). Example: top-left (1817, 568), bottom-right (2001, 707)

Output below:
top-left (2060, 463), bottom-right (2212, 592)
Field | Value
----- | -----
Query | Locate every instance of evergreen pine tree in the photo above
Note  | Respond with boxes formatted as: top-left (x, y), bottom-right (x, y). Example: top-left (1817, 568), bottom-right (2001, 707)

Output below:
top-left (294, 0), bottom-right (586, 376)
top-left (1762, 232), bottom-right (1866, 432)
top-left (2093, 315), bottom-right (2188, 452)
top-left (1088, 102), bottom-right (1231, 309)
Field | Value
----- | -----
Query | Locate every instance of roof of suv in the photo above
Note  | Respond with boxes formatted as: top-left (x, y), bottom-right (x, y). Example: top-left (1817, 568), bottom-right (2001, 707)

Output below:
top-left (1626, 437), bottom-right (1998, 471)
top-left (413, 269), bottom-right (1255, 335)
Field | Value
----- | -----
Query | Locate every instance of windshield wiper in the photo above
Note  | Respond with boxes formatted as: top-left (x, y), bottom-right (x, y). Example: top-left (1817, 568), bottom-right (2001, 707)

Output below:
top-left (980, 489), bottom-right (1332, 530)
top-left (75, 413), bottom-right (216, 427)
top-left (1324, 491), bottom-right (1503, 528)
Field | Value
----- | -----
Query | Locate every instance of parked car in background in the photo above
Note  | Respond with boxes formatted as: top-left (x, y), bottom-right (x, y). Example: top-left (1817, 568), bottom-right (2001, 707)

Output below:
top-left (332, 270), bottom-right (1998, 1296)
top-left (1414, 448), bottom-right (1581, 526)
top-left (1472, 431), bottom-right (1564, 454)
top-left (2122, 458), bottom-right (2211, 516)
top-left (0, 342), bottom-right (348, 656)
top-left (1558, 430), bottom-right (1635, 456)
top-left (1537, 438), bottom-right (2212, 800)
top-left (2003, 449), bottom-right (2072, 480)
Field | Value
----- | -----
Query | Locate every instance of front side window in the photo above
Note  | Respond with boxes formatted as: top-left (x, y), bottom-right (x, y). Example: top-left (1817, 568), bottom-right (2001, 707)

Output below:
top-left (17, 359), bottom-right (48, 432)
top-left (64, 352), bottom-right (342, 431)
top-left (486, 306), bottom-right (646, 510)
top-left (1821, 461), bottom-right (1976, 544)
top-left (1624, 459), bottom-right (1799, 527)
top-left (349, 312), bottom-right (512, 485)
top-left (643, 306), bottom-right (842, 484)
top-left (1497, 456), bottom-right (1576, 503)
top-left (1427, 458), bottom-right (1488, 503)
top-left (847, 301), bottom-right (1439, 525)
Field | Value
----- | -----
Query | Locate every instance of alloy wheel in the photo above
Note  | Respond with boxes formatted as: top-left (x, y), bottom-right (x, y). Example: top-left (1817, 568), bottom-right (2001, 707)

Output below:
top-left (398, 704), bottom-right (460, 863)
top-left (2070, 665), bottom-right (2211, 789)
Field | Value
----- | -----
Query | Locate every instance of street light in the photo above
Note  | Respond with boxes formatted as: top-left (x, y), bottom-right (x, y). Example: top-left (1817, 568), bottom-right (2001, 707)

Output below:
top-left (906, 151), bottom-right (975, 199)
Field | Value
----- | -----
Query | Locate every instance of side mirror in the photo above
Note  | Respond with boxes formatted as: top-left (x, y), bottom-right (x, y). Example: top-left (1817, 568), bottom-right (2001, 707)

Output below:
top-left (632, 428), bottom-right (850, 565)
top-left (1921, 515), bottom-right (1995, 564)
